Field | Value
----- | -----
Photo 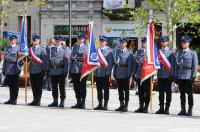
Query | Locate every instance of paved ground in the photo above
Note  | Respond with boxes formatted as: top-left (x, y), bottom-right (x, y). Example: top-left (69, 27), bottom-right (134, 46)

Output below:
top-left (0, 83), bottom-right (200, 132)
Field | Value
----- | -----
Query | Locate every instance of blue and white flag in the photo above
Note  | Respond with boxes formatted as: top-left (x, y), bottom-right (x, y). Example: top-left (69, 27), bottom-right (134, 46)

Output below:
top-left (17, 15), bottom-right (29, 70)
top-left (87, 21), bottom-right (100, 66)
top-left (154, 41), bottom-right (160, 69)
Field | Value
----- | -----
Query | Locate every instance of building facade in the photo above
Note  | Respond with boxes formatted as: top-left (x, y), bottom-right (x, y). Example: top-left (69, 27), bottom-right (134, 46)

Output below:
top-left (4, 0), bottom-right (169, 49)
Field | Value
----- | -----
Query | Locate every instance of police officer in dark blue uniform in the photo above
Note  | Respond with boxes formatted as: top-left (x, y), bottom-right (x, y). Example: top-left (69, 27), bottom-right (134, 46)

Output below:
top-left (175, 36), bottom-right (198, 116)
top-left (28, 34), bottom-right (47, 106)
top-left (3, 35), bottom-right (21, 105)
top-left (134, 37), bottom-right (151, 113)
top-left (47, 35), bottom-right (69, 108)
top-left (155, 36), bottom-right (175, 114)
top-left (94, 35), bottom-right (114, 110)
top-left (114, 37), bottom-right (133, 112)
top-left (70, 33), bottom-right (88, 109)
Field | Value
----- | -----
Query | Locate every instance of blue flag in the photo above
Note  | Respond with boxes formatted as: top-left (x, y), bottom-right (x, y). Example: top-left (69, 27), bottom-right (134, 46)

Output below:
top-left (17, 15), bottom-right (29, 70)
top-left (154, 41), bottom-right (160, 69)
top-left (87, 21), bottom-right (100, 65)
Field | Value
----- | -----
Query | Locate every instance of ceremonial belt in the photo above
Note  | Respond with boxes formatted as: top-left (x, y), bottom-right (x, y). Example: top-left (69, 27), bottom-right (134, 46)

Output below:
top-left (51, 65), bottom-right (64, 69)
top-left (72, 59), bottom-right (83, 62)
top-left (117, 64), bottom-right (128, 67)
top-left (178, 67), bottom-right (192, 70)
top-left (6, 61), bottom-right (17, 64)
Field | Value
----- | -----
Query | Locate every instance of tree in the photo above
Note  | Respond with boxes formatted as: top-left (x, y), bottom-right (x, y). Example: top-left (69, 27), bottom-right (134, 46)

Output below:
top-left (104, 0), bottom-right (200, 49)
top-left (0, 0), bottom-right (47, 38)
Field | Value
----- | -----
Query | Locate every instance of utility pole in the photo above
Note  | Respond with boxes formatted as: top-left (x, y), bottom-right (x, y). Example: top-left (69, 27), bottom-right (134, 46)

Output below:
top-left (69, 0), bottom-right (72, 47)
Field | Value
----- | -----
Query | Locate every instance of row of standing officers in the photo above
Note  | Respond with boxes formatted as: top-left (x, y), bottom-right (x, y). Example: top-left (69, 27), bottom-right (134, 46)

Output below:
top-left (2, 33), bottom-right (198, 116)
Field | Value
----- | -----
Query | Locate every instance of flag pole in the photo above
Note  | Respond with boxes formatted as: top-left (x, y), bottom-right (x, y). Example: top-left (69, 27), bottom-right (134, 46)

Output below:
top-left (24, 2), bottom-right (28, 104)
top-left (25, 57), bottom-right (28, 104)
top-left (150, 76), bottom-right (153, 113)
top-left (148, 8), bottom-right (154, 114)
top-left (91, 71), bottom-right (94, 109)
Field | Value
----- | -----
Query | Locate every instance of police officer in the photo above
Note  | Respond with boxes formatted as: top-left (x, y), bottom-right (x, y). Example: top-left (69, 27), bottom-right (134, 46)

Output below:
top-left (47, 35), bottom-right (69, 108)
top-left (94, 35), bottom-right (114, 110)
top-left (114, 37), bottom-right (133, 112)
top-left (175, 36), bottom-right (198, 116)
top-left (155, 36), bottom-right (175, 114)
top-left (28, 34), bottom-right (47, 106)
top-left (70, 33), bottom-right (87, 109)
top-left (3, 35), bottom-right (21, 105)
top-left (134, 37), bottom-right (151, 113)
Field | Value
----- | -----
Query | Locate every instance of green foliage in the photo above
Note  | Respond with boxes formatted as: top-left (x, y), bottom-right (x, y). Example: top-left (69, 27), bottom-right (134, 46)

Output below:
top-left (132, 0), bottom-right (200, 33)
top-left (0, 38), bottom-right (8, 51)
top-left (195, 47), bottom-right (200, 64)
top-left (103, 0), bottom-right (200, 48)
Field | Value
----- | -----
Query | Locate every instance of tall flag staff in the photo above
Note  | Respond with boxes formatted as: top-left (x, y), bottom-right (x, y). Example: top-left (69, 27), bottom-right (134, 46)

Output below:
top-left (17, 4), bottom-right (29, 104)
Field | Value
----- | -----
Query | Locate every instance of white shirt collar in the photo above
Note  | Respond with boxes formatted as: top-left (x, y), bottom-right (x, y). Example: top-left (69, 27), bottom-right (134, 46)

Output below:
top-left (33, 44), bottom-right (39, 48)
top-left (101, 46), bottom-right (106, 50)
top-left (183, 48), bottom-right (190, 52)
top-left (77, 43), bottom-right (84, 47)
top-left (162, 47), bottom-right (169, 50)
top-left (10, 44), bottom-right (16, 47)
top-left (121, 48), bottom-right (127, 52)
top-left (57, 45), bottom-right (62, 49)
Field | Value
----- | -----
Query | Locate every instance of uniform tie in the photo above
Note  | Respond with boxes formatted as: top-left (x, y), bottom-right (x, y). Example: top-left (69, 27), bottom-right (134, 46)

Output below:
top-left (8, 45), bottom-right (13, 53)
top-left (55, 47), bottom-right (58, 54)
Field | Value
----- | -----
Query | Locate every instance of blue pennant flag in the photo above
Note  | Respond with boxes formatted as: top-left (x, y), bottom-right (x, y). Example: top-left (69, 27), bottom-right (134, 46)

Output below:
top-left (17, 15), bottom-right (29, 70)
top-left (154, 41), bottom-right (160, 69)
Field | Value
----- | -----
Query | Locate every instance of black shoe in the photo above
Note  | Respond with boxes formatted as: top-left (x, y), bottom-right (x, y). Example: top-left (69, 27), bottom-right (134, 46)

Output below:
top-left (178, 110), bottom-right (187, 116)
top-left (143, 104), bottom-right (149, 113)
top-left (155, 105), bottom-right (165, 114)
top-left (79, 103), bottom-right (85, 109)
top-left (71, 104), bottom-right (80, 109)
top-left (4, 100), bottom-right (17, 105)
top-left (115, 101), bottom-right (125, 111)
top-left (135, 104), bottom-right (144, 113)
top-left (115, 106), bottom-right (124, 111)
top-left (121, 106), bottom-right (128, 112)
top-left (4, 100), bottom-right (12, 104)
top-left (11, 100), bottom-right (17, 105)
top-left (186, 107), bottom-right (193, 116)
top-left (48, 100), bottom-right (58, 107)
top-left (35, 100), bottom-right (41, 106)
top-left (135, 107), bottom-right (143, 113)
top-left (94, 105), bottom-right (103, 110)
top-left (59, 100), bottom-right (65, 108)
top-left (28, 99), bottom-right (37, 106)
top-left (164, 105), bottom-right (170, 115)
top-left (155, 109), bottom-right (165, 114)
top-left (102, 105), bottom-right (108, 110)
